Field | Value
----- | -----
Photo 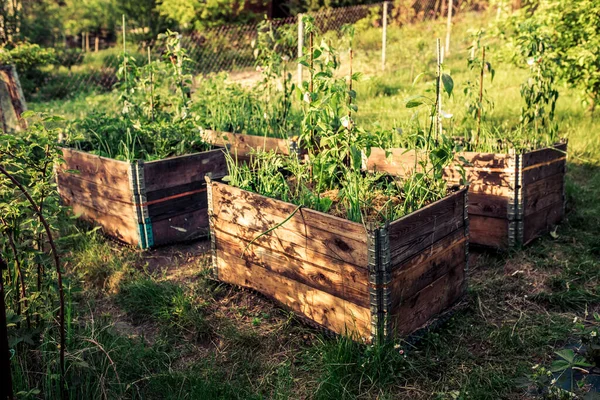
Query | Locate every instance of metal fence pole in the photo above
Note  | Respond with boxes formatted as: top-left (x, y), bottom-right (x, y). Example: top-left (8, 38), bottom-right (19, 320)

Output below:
top-left (297, 13), bottom-right (304, 87)
top-left (381, 1), bottom-right (388, 71)
top-left (445, 0), bottom-right (453, 55)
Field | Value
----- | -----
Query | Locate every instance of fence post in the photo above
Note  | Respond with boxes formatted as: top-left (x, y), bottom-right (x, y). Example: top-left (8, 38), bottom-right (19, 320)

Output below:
top-left (297, 13), bottom-right (304, 87)
top-left (445, 0), bottom-right (453, 55)
top-left (381, 1), bottom-right (388, 71)
top-left (95, 36), bottom-right (99, 52)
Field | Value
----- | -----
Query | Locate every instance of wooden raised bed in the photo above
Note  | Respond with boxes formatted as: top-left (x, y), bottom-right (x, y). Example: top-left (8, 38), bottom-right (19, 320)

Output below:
top-left (206, 178), bottom-right (468, 342)
top-left (366, 142), bottom-right (567, 249)
top-left (56, 148), bottom-right (227, 248)
top-left (0, 65), bottom-right (27, 133)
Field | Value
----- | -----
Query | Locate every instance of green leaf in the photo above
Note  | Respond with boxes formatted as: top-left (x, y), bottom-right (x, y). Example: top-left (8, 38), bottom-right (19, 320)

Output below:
top-left (442, 73), bottom-right (454, 96)
top-left (550, 359), bottom-right (570, 372)
top-left (555, 348), bottom-right (575, 363)
top-left (405, 96), bottom-right (425, 108)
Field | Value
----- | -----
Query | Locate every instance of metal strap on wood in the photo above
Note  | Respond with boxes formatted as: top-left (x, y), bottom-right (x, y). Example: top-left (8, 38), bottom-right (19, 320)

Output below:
top-left (205, 175), bottom-right (218, 280)
top-left (463, 188), bottom-right (470, 276)
top-left (507, 151), bottom-right (524, 247)
top-left (129, 160), bottom-right (154, 249)
top-left (367, 222), bottom-right (392, 343)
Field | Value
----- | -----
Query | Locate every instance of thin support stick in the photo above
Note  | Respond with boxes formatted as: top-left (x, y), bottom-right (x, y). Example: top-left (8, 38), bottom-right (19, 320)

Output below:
top-left (476, 47), bottom-right (485, 148)
top-left (445, 0), bottom-right (453, 55)
top-left (297, 14), bottom-right (304, 86)
top-left (147, 46), bottom-right (154, 121)
top-left (381, 1), bottom-right (388, 71)
top-left (436, 39), bottom-right (443, 140)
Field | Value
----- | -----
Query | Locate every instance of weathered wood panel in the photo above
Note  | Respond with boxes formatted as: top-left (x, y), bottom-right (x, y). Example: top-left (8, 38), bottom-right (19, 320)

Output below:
top-left (365, 148), bottom-right (419, 176)
top-left (216, 251), bottom-right (372, 339)
top-left (522, 142), bottom-right (568, 168)
top-left (388, 188), bottom-right (466, 268)
top-left (523, 202), bottom-right (563, 245)
top-left (468, 192), bottom-right (508, 218)
top-left (58, 148), bottom-right (131, 189)
top-left (523, 173), bottom-right (564, 217)
top-left (151, 208), bottom-right (210, 246)
top-left (522, 157), bottom-right (566, 186)
top-left (469, 215), bottom-right (509, 249)
top-left (203, 130), bottom-right (292, 158)
top-left (144, 148), bottom-right (227, 192)
top-left (66, 202), bottom-right (139, 245)
top-left (216, 232), bottom-right (370, 307)
top-left (211, 182), bottom-right (368, 266)
top-left (391, 264), bottom-right (466, 336)
top-left (389, 229), bottom-right (466, 310)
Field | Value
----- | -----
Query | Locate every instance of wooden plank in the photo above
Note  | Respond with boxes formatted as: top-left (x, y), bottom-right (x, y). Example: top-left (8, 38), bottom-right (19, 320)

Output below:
top-left (211, 181), bottom-right (368, 244)
top-left (455, 150), bottom-right (513, 169)
top-left (388, 189), bottom-right (466, 267)
top-left (151, 207), bottom-right (209, 246)
top-left (523, 173), bottom-right (564, 217)
top-left (214, 216), bottom-right (368, 273)
top-left (66, 201), bottom-right (139, 245)
top-left (146, 181), bottom-right (205, 203)
top-left (203, 130), bottom-right (291, 157)
top-left (59, 148), bottom-right (131, 189)
top-left (216, 248), bottom-right (372, 339)
top-left (365, 148), bottom-right (419, 176)
top-left (522, 143), bottom-right (568, 168)
top-left (56, 173), bottom-right (133, 204)
top-left (523, 202), bottom-right (563, 245)
top-left (59, 181), bottom-right (134, 218)
top-left (391, 264), bottom-right (466, 336)
top-left (144, 149), bottom-right (227, 192)
top-left (522, 158), bottom-right (566, 186)
top-left (216, 231), bottom-right (369, 307)
top-left (0, 65), bottom-right (26, 132)
top-left (469, 215), bottom-right (508, 249)
top-left (444, 167), bottom-right (515, 191)
top-left (468, 192), bottom-right (508, 218)
top-left (389, 230), bottom-right (466, 310)
top-left (147, 190), bottom-right (208, 221)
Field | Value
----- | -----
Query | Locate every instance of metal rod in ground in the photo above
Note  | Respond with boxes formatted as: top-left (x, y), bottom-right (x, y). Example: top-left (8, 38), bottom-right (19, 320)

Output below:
top-left (381, 1), bottom-right (388, 71)
top-left (445, 0), bottom-right (453, 55)
top-left (0, 255), bottom-right (14, 400)
top-left (297, 13), bottom-right (304, 87)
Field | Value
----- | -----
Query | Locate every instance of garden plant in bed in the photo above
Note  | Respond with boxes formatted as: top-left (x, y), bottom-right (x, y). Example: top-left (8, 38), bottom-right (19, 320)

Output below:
top-left (366, 31), bottom-right (567, 250)
top-left (207, 26), bottom-right (469, 342)
top-left (192, 19), bottom-right (304, 160)
top-left (56, 32), bottom-right (227, 248)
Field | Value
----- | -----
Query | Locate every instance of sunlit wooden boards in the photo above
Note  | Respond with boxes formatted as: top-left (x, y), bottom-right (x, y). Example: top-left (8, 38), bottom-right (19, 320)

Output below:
top-left (366, 142), bottom-right (567, 249)
top-left (207, 179), bottom-right (468, 342)
top-left (56, 147), bottom-right (227, 248)
top-left (202, 130), bottom-right (297, 162)
top-left (0, 65), bottom-right (27, 132)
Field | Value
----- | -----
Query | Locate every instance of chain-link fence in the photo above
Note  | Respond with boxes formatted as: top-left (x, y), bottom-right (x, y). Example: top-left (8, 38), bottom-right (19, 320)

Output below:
top-left (30, 0), bottom-right (484, 102)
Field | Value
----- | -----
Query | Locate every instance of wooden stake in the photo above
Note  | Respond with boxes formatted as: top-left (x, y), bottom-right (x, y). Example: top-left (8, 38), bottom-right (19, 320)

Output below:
top-left (445, 0), bottom-right (453, 55)
top-left (297, 14), bottom-right (304, 86)
top-left (476, 47), bottom-right (485, 148)
top-left (85, 32), bottom-right (90, 52)
top-left (95, 36), bottom-right (99, 52)
top-left (381, 1), bottom-right (388, 71)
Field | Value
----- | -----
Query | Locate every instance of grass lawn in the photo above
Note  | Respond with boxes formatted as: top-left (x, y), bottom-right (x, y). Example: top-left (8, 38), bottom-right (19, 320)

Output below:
top-left (17, 9), bottom-right (600, 399)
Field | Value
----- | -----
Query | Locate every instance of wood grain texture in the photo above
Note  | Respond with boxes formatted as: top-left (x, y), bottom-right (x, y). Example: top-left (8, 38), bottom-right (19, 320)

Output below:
top-left (522, 142), bottom-right (568, 168)
top-left (365, 148), bottom-right (419, 176)
top-left (468, 192), bottom-right (508, 218)
top-left (389, 229), bottom-right (466, 310)
top-left (522, 158), bottom-right (566, 186)
top-left (469, 215), bottom-right (509, 249)
top-left (151, 208), bottom-right (210, 246)
top-left (203, 130), bottom-right (291, 157)
top-left (58, 148), bottom-right (131, 189)
top-left (391, 265), bottom-right (466, 336)
top-left (216, 246), bottom-right (372, 339)
top-left (211, 182), bottom-right (368, 266)
top-left (523, 202), bottom-right (564, 245)
top-left (523, 173), bottom-right (564, 217)
top-left (66, 201), bottom-right (139, 245)
top-left (0, 65), bottom-right (26, 132)
top-left (388, 188), bottom-right (466, 268)
top-left (216, 232), bottom-right (370, 307)
top-left (144, 148), bottom-right (227, 192)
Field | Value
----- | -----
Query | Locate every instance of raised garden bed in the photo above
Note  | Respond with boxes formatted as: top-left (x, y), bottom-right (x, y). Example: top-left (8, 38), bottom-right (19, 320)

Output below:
top-left (206, 178), bottom-right (469, 342)
top-left (56, 147), bottom-right (227, 248)
top-left (366, 141), bottom-right (567, 249)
